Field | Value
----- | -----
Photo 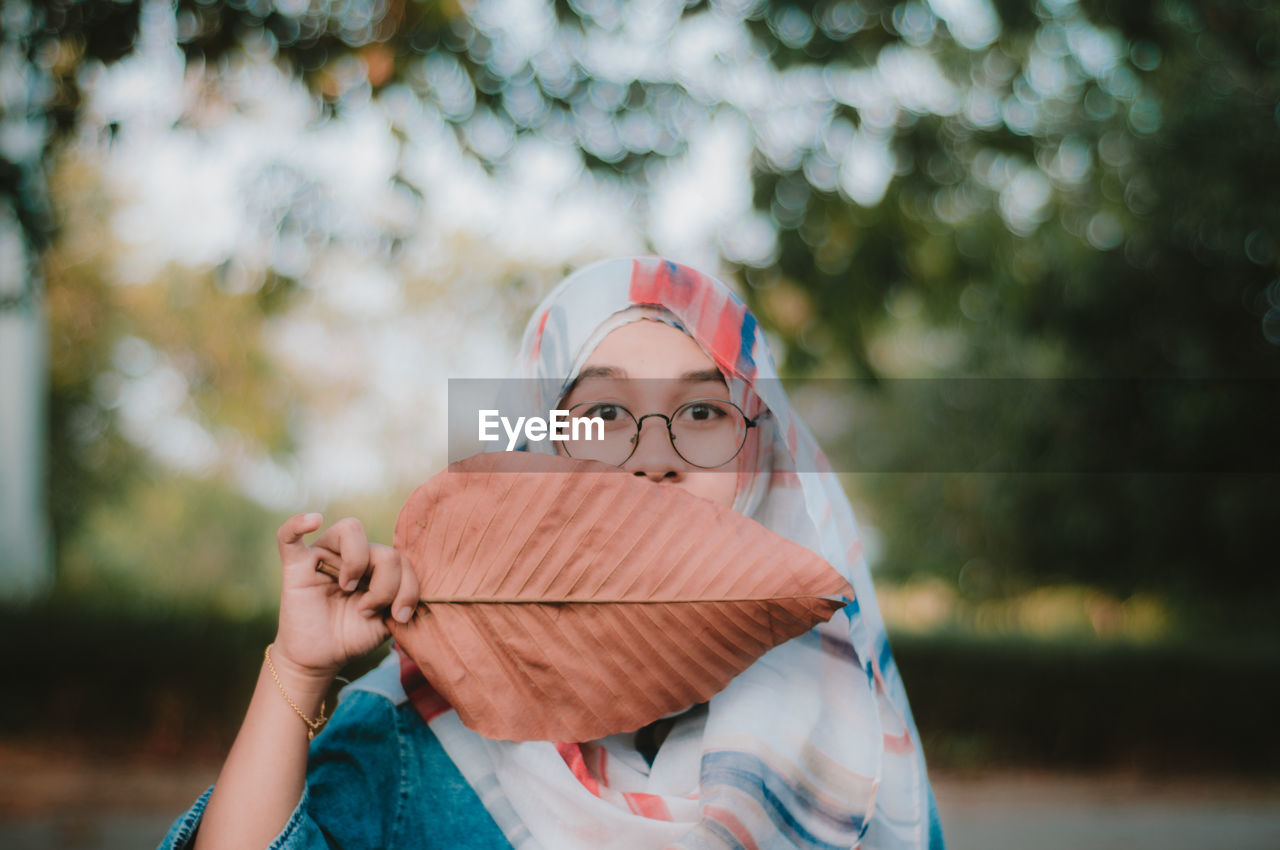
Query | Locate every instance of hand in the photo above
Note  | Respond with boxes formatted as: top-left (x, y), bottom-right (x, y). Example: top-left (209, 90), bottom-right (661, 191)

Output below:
top-left (270, 513), bottom-right (420, 685)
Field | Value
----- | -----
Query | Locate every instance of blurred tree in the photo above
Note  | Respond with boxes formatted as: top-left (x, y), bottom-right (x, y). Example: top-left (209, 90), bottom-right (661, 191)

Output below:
top-left (39, 151), bottom-right (303, 611)
top-left (742, 0), bottom-right (1280, 616)
top-left (7, 0), bottom-right (1278, 619)
top-left (2, 0), bottom-right (145, 597)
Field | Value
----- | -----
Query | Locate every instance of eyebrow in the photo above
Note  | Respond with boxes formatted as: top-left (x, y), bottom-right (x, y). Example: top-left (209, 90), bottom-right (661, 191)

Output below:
top-left (574, 366), bottom-right (626, 381)
top-left (679, 368), bottom-right (728, 384)
top-left (562, 365), bottom-right (727, 399)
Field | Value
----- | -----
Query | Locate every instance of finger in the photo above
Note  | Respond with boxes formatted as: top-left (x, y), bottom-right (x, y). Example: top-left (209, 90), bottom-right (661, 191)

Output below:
top-left (390, 551), bottom-right (420, 624)
top-left (313, 517), bottom-right (371, 592)
top-left (358, 544), bottom-right (402, 619)
top-left (277, 513), bottom-right (323, 562)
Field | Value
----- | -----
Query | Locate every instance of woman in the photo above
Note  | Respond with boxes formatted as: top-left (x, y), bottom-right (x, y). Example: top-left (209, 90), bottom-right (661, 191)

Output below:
top-left (162, 256), bottom-right (945, 849)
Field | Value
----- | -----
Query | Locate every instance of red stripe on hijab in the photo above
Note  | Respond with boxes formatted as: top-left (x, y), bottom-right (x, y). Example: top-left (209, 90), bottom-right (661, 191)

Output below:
top-left (624, 792), bottom-right (672, 820)
top-left (555, 742), bottom-right (601, 797)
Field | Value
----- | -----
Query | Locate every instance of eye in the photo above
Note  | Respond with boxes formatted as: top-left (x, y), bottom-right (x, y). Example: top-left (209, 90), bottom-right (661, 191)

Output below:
top-left (582, 403), bottom-right (624, 421)
top-left (677, 401), bottom-right (731, 423)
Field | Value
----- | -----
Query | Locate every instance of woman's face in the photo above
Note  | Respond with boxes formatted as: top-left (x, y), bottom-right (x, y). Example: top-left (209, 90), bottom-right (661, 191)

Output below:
top-left (559, 320), bottom-right (741, 509)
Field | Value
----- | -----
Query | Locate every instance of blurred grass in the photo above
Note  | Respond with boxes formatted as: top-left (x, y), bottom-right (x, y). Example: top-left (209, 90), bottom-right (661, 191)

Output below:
top-left (894, 631), bottom-right (1280, 775)
top-left (1, 601), bottom-right (388, 760)
top-left (5, 600), bottom-right (1278, 774)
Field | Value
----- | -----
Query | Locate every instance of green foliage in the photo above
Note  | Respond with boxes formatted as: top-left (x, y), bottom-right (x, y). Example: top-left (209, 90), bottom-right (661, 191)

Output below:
top-left (44, 159), bottom-right (143, 551)
top-left (12, 0), bottom-right (1280, 628)
top-left (5, 599), bottom-right (1277, 773)
top-left (43, 156), bottom-right (301, 563)
top-left (0, 601), bottom-right (389, 757)
top-left (7, 3), bottom-right (1280, 776)
top-left (56, 470), bottom-right (283, 617)
top-left (739, 1), bottom-right (1280, 611)
top-left (895, 630), bottom-right (1280, 773)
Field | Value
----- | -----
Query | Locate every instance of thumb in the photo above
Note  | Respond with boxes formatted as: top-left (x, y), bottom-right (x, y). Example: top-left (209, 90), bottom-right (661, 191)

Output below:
top-left (277, 512), bottom-right (323, 562)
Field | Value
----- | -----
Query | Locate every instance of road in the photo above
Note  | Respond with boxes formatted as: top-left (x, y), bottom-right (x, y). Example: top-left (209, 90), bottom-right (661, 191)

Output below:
top-left (933, 771), bottom-right (1280, 850)
top-left (2, 748), bottom-right (1279, 849)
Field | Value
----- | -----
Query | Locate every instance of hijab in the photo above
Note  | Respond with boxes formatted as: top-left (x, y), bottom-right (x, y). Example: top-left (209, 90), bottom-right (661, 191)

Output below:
top-left (400, 257), bottom-right (945, 849)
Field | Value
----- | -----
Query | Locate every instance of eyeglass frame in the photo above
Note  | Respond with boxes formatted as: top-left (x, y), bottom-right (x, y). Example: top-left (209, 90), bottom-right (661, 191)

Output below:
top-left (560, 397), bottom-right (760, 469)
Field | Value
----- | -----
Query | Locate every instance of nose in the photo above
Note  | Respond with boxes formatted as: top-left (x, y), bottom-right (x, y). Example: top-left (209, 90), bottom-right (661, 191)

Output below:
top-left (622, 416), bottom-right (683, 482)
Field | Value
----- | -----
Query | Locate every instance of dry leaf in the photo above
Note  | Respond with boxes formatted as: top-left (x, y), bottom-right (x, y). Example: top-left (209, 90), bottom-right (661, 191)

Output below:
top-left (388, 452), bottom-right (853, 742)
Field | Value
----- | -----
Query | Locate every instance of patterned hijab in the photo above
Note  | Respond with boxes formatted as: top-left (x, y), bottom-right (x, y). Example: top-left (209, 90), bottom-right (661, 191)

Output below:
top-left (401, 257), bottom-right (945, 849)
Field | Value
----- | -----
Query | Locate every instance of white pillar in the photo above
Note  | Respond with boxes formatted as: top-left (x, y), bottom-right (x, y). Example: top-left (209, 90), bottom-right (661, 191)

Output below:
top-left (0, 0), bottom-right (53, 599)
top-left (0, 212), bottom-right (52, 601)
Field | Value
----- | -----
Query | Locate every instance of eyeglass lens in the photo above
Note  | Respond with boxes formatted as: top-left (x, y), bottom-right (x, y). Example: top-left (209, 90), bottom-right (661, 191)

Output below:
top-left (564, 399), bottom-right (748, 468)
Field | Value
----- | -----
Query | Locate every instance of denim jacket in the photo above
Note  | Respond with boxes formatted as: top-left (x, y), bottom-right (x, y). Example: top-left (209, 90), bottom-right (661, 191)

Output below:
top-left (157, 654), bottom-right (512, 850)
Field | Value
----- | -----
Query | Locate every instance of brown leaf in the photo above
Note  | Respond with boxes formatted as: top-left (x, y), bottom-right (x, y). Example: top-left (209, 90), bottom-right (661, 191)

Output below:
top-left (389, 452), bottom-right (853, 742)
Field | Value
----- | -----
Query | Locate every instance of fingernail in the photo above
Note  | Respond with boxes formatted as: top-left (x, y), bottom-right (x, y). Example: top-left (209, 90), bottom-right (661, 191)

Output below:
top-left (304, 512), bottom-right (322, 524)
top-left (395, 606), bottom-right (413, 623)
top-left (342, 579), bottom-right (358, 592)
top-left (361, 607), bottom-right (377, 618)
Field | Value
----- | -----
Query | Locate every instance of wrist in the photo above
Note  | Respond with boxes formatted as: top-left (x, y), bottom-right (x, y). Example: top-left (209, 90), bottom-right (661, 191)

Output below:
top-left (265, 642), bottom-right (337, 708)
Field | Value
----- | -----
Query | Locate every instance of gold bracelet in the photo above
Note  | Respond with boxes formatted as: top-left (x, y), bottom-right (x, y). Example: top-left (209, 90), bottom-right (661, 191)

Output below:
top-left (264, 644), bottom-right (329, 740)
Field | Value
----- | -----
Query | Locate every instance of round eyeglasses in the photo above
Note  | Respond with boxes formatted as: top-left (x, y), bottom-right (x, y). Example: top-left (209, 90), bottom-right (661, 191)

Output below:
top-left (561, 398), bottom-right (758, 469)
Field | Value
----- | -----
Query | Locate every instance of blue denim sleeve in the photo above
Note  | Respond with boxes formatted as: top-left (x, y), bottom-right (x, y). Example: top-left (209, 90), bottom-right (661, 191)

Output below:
top-left (304, 689), bottom-right (406, 846)
top-left (156, 689), bottom-right (404, 850)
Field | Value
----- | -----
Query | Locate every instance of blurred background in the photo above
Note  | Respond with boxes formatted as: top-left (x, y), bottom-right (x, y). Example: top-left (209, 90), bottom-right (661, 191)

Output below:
top-left (2, 0), bottom-right (1278, 847)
